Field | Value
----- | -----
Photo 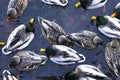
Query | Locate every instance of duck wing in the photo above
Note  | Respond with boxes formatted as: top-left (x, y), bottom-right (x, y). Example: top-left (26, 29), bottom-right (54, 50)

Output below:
top-left (17, 51), bottom-right (47, 71)
top-left (87, 0), bottom-right (108, 9)
top-left (69, 31), bottom-right (96, 48)
top-left (105, 42), bottom-right (120, 77)
top-left (50, 45), bottom-right (85, 65)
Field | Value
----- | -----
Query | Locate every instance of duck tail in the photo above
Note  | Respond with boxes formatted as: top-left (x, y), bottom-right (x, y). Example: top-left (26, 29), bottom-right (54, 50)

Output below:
top-left (40, 55), bottom-right (48, 65)
top-left (2, 46), bottom-right (12, 55)
top-left (77, 53), bottom-right (86, 63)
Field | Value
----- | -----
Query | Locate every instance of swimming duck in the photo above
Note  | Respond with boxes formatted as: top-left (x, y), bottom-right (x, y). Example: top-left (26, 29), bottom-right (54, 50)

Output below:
top-left (0, 41), bottom-right (5, 46)
top-left (91, 15), bottom-right (120, 39)
top-left (2, 18), bottom-right (35, 55)
top-left (64, 64), bottom-right (109, 80)
top-left (3, 70), bottom-right (17, 80)
top-left (111, 2), bottom-right (120, 19)
top-left (37, 16), bottom-right (72, 47)
top-left (105, 39), bottom-right (120, 78)
top-left (41, 0), bottom-right (68, 7)
top-left (40, 45), bottom-right (86, 65)
top-left (75, 0), bottom-right (108, 9)
top-left (8, 50), bottom-right (48, 71)
top-left (67, 30), bottom-right (103, 49)
top-left (7, 0), bottom-right (28, 21)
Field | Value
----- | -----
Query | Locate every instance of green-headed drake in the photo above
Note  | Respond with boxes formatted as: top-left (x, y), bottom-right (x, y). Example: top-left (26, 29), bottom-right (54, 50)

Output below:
top-left (2, 18), bottom-right (35, 55)
top-left (91, 15), bottom-right (120, 39)
top-left (40, 45), bottom-right (85, 65)
top-left (75, 0), bottom-right (108, 9)
top-left (64, 64), bottom-right (109, 80)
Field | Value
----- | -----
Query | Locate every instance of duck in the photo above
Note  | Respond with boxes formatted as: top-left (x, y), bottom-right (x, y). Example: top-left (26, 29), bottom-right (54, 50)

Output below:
top-left (3, 70), bottom-right (18, 80)
top-left (111, 2), bottom-right (120, 19)
top-left (8, 50), bottom-right (48, 71)
top-left (0, 41), bottom-right (5, 46)
top-left (91, 15), bottom-right (120, 39)
top-left (41, 0), bottom-right (68, 7)
top-left (64, 64), bottom-right (109, 80)
top-left (67, 30), bottom-right (103, 49)
top-left (75, 0), bottom-right (108, 9)
top-left (40, 45), bottom-right (86, 65)
top-left (37, 16), bottom-right (72, 47)
top-left (105, 39), bottom-right (120, 78)
top-left (2, 18), bottom-right (35, 55)
top-left (7, 0), bottom-right (28, 21)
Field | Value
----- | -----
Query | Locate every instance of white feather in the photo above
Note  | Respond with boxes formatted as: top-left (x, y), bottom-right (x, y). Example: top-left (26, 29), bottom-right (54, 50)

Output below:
top-left (41, 0), bottom-right (68, 6)
top-left (87, 0), bottom-right (108, 9)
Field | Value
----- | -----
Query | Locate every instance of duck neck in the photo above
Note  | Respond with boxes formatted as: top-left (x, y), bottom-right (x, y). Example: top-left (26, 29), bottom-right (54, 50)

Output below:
top-left (46, 46), bottom-right (57, 57)
top-left (25, 22), bottom-right (34, 33)
top-left (80, 0), bottom-right (92, 9)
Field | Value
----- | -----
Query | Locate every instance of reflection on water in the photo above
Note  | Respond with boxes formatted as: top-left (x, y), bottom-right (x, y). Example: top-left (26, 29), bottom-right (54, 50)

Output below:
top-left (0, 0), bottom-right (120, 80)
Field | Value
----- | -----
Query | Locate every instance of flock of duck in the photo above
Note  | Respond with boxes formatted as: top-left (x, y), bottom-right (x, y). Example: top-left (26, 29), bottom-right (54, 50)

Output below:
top-left (0, 0), bottom-right (120, 80)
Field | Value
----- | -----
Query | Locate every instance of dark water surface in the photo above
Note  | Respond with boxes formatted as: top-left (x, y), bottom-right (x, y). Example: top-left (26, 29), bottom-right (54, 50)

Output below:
top-left (0, 0), bottom-right (119, 80)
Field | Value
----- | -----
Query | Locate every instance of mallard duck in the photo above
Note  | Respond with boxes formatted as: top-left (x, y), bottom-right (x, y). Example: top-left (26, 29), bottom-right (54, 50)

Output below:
top-left (7, 0), bottom-right (28, 21)
top-left (3, 70), bottom-right (17, 80)
top-left (37, 16), bottom-right (72, 47)
top-left (91, 15), bottom-right (120, 39)
top-left (67, 30), bottom-right (103, 49)
top-left (2, 18), bottom-right (35, 55)
top-left (64, 64), bottom-right (108, 80)
top-left (111, 2), bottom-right (120, 19)
top-left (105, 39), bottom-right (120, 78)
top-left (8, 50), bottom-right (48, 71)
top-left (40, 45), bottom-right (86, 65)
top-left (75, 0), bottom-right (108, 9)
top-left (0, 41), bottom-right (5, 46)
top-left (41, 0), bottom-right (68, 7)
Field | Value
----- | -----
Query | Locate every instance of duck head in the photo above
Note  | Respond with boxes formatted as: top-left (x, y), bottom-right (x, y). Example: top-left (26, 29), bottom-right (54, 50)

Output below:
top-left (8, 56), bottom-right (20, 68)
top-left (58, 35), bottom-right (72, 47)
top-left (109, 39), bottom-right (119, 48)
top-left (93, 36), bottom-right (103, 45)
top-left (64, 71), bottom-right (77, 80)
top-left (75, 0), bottom-right (92, 9)
top-left (91, 16), bottom-right (108, 26)
top-left (7, 8), bottom-right (17, 21)
top-left (25, 18), bottom-right (35, 33)
top-left (40, 47), bottom-right (57, 57)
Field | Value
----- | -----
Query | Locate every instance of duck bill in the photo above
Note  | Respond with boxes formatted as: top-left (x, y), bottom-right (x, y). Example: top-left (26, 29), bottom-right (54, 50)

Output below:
top-left (111, 12), bottom-right (117, 17)
top-left (29, 18), bottom-right (35, 24)
top-left (40, 48), bottom-right (46, 52)
top-left (75, 2), bottom-right (81, 8)
top-left (6, 17), bottom-right (12, 22)
top-left (0, 41), bottom-right (5, 46)
top-left (90, 16), bottom-right (97, 26)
